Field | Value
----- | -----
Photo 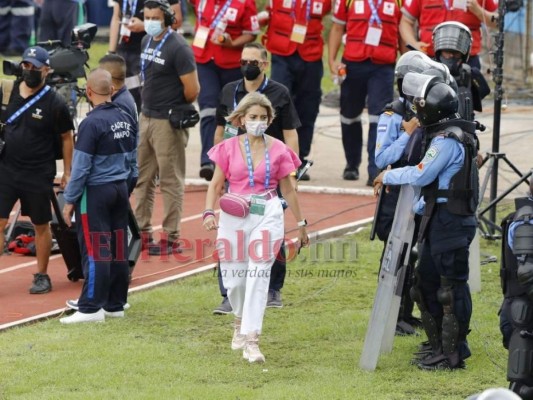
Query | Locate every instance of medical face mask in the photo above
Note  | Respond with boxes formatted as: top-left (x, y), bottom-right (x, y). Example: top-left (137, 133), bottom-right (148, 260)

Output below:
top-left (145, 20), bottom-right (164, 37)
top-left (245, 120), bottom-right (268, 136)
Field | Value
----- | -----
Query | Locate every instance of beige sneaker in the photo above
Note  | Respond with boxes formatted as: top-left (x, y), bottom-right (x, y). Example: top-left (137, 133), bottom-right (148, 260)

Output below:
top-left (231, 318), bottom-right (246, 350)
top-left (243, 332), bottom-right (265, 363)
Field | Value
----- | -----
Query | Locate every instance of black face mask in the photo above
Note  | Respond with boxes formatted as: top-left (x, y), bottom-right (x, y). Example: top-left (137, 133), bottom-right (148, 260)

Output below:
top-left (22, 69), bottom-right (44, 88)
top-left (241, 64), bottom-right (261, 81)
top-left (439, 55), bottom-right (462, 76)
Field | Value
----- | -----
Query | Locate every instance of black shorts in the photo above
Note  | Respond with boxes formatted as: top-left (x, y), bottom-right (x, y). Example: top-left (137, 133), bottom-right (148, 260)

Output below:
top-left (0, 183), bottom-right (52, 225)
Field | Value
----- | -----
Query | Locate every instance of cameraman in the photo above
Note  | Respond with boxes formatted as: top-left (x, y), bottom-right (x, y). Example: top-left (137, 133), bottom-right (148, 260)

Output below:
top-left (0, 46), bottom-right (74, 294)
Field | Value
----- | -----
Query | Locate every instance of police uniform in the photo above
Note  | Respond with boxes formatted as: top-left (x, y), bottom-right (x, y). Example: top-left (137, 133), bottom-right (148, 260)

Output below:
top-left (499, 195), bottom-right (533, 399)
top-left (63, 102), bottom-right (137, 314)
top-left (264, 0), bottom-right (332, 168)
top-left (331, 0), bottom-right (400, 183)
top-left (190, 0), bottom-right (260, 175)
top-left (381, 75), bottom-right (479, 370)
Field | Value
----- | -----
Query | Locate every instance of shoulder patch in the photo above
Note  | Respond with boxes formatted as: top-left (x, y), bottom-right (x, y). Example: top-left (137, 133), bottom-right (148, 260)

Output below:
top-left (422, 146), bottom-right (439, 161)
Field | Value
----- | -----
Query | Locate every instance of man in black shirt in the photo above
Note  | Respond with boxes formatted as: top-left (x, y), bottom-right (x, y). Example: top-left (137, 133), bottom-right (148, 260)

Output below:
top-left (0, 46), bottom-right (74, 294)
top-left (108, 0), bottom-right (182, 112)
top-left (135, 0), bottom-right (199, 256)
top-left (213, 42), bottom-right (301, 312)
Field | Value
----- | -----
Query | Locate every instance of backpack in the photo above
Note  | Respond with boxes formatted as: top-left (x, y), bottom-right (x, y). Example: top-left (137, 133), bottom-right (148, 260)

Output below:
top-left (6, 221), bottom-right (36, 256)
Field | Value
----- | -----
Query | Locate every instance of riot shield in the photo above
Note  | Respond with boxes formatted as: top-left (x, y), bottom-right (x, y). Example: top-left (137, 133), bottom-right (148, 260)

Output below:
top-left (359, 184), bottom-right (417, 371)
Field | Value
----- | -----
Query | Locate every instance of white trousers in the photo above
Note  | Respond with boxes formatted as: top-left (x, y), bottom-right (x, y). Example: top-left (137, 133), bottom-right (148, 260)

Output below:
top-left (217, 196), bottom-right (284, 335)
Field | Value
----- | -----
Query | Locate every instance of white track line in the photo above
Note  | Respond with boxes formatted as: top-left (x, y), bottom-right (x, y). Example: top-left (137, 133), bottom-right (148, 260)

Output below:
top-left (0, 216), bottom-right (374, 331)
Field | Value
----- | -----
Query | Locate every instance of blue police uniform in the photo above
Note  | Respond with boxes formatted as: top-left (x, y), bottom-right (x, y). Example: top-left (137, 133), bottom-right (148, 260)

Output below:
top-left (64, 102), bottom-right (137, 314)
top-left (0, 0), bottom-right (34, 54)
top-left (384, 133), bottom-right (477, 369)
top-left (375, 107), bottom-right (409, 170)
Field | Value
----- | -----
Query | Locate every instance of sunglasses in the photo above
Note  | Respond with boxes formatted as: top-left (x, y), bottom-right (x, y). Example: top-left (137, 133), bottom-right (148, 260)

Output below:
top-left (240, 59), bottom-right (263, 67)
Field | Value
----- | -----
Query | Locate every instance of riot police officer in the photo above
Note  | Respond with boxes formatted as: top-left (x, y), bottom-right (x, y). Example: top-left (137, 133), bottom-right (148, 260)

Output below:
top-left (373, 72), bottom-right (479, 370)
top-left (433, 21), bottom-right (490, 120)
top-left (499, 176), bottom-right (533, 398)
top-left (374, 51), bottom-right (454, 335)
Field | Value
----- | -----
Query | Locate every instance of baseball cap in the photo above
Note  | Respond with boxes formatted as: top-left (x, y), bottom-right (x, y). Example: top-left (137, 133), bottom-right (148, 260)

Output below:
top-left (21, 46), bottom-right (50, 68)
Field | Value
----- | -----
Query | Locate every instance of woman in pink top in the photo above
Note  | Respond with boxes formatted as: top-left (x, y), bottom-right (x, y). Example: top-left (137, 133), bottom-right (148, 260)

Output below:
top-left (203, 92), bottom-right (309, 363)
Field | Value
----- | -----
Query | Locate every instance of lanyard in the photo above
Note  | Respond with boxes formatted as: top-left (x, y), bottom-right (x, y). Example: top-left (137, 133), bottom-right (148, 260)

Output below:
top-left (121, 0), bottom-right (138, 18)
top-left (7, 85), bottom-right (51, 125)
top-left (244, 134), bottom-right (270, 189)
top-left (233, 77), bottom-right (269, 109)
top-left (368, 0), bottom-right (384, 26)
top-left (291, 0), bottom-right (311, 21)
top-left (140, 28), bottom-right (172, 82)
top-left (198, 0), bottom-right (233, 29)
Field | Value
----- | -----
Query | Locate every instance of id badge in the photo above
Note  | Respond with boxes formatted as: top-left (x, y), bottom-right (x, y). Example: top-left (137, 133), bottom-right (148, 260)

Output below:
top-left (283, 0), bottom-right (292, 8)
top-left (452, 0), bottom-right (467, 10)
top-left (193, 25), bottom-right (210, 49)
top-left (250, 195), bottom-right (266, 215)
top-left (355, 0), bottom-right (364, 13)
top-left (120, 24), bottom-right (131, 38)
top-left (365, 26), bottom-right (382, 46)
top-left (290, 23), bottom-right (307, 44)
top-left (223, 122), bottom-right (239, 139)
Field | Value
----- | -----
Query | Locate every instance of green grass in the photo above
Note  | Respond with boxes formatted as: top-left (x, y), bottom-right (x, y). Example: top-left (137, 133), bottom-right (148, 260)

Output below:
top-left (0, 220), bottom-right (510, 400)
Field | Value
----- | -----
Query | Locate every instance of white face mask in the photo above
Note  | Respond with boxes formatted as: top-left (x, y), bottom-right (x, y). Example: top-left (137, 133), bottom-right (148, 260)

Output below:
top-left (245, 120), bottom-right (268, 137)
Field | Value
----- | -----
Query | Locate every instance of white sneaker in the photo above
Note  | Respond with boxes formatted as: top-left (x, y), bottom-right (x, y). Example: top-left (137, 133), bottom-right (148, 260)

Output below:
top-left (231, 319), bottom-right (246, 350)
top-left (104, 310), bottom-right (125, 318)
top-left (66, 299), bottom-right (130, 311)
top-left (60, 309), bottom-right (105, 324)
top-left (242, 333), bottom-right (265, 363)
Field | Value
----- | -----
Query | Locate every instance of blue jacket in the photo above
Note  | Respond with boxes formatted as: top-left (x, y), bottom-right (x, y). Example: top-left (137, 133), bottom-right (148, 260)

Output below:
top-left (64, 102), bottom-right (137, 204)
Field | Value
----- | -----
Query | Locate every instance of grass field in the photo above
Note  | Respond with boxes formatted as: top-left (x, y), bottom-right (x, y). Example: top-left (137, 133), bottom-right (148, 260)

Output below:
top-left (0, 221), bottom-right (510, 400)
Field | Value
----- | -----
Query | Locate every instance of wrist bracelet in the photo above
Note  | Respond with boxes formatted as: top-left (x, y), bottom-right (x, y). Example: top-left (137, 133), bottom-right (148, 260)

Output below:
top-left (297, 219), bottom-right (307, 227)
top-left (203, 210), bottom-right (215, 220)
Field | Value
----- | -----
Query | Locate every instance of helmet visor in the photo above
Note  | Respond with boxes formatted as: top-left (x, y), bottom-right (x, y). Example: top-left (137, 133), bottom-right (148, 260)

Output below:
top-left (401, 72), bottom-right (443, 99)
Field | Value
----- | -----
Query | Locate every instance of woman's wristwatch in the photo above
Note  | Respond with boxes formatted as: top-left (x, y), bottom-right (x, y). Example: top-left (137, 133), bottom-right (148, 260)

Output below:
top-left (297, 219), bottom-right (307, 227)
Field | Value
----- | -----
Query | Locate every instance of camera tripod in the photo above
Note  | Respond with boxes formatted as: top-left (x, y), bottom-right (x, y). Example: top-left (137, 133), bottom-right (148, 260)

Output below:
top-left (477, 0), bottom-right (530, 240)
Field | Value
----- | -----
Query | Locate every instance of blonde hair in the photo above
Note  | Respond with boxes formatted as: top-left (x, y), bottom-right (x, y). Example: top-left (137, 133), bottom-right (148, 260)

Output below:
top-left (226, 92), bottom-right (276, 126)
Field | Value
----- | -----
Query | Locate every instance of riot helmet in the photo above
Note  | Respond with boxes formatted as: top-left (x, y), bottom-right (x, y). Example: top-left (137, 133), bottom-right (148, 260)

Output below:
top-left (433, 22), bottom-right (472, 75)
top-left (402, 72), bottom-right (459, 126)
top-left (395, 51), bottom-right (453, 97)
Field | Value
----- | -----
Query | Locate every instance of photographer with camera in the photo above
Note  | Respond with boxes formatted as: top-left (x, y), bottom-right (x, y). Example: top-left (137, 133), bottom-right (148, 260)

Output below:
top-left (0, 46), bottom-right (74, 294)
top-left (135, 0), bottom-right (200, 256)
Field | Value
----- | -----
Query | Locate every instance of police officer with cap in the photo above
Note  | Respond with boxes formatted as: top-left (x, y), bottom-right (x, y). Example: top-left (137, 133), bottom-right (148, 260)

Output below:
top-left (499, 175), bottom-right (533, 398)
top-left (0, 46), bottom-right (74, 294)
top-left (374, 72), bottom-right (479, 370)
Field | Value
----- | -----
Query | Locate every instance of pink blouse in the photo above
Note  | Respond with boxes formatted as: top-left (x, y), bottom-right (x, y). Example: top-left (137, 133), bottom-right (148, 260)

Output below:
top-left (208, 135), bottom-right (301, 195)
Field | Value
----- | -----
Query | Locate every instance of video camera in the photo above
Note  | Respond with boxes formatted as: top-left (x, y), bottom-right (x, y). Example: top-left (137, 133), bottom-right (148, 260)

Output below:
top-left (2, 23), bottom-right (97, 85)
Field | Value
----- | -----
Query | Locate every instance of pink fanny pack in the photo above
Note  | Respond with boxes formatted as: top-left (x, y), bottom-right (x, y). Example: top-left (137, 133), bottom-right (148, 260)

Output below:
top-left (219, 190), bottom-right (277, 218)
top-left (219, 193), bottom-right (250, 218)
